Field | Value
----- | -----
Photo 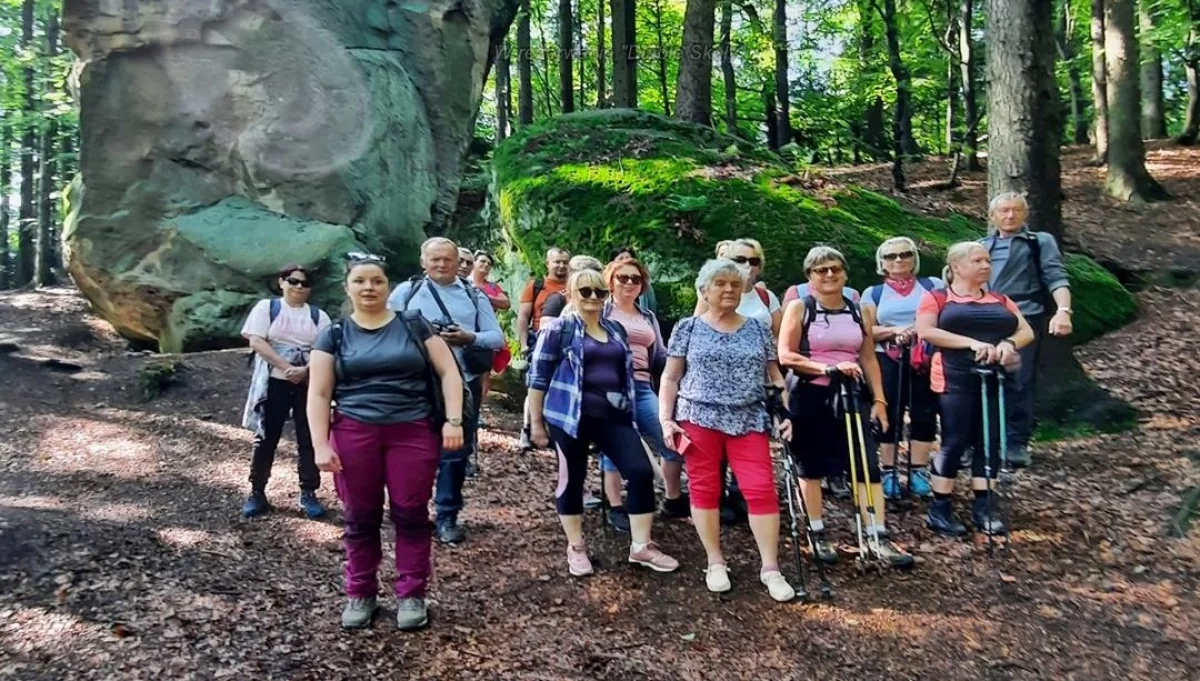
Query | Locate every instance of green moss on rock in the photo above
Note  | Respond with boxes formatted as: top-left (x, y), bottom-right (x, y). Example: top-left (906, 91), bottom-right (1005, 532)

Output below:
top-left (491, 110), bottom-right (1134, 340)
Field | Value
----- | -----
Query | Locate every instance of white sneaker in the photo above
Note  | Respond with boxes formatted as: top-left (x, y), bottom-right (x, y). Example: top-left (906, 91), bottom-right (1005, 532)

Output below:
top-left (705, 563), bottom-right (731, 593)
top-left (760, 570), bottom-right (796, 602)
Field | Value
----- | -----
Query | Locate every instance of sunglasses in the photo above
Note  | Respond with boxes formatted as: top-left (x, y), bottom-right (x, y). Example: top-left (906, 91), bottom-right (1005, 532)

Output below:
top-left (731, 256), bottom-right (763, 267)
top-left (284, 277), bottom-right (312, 288)
top-left (882, 251), bottom-right (915, 261)
top-left (346, 251), bottom-right (386, 264)
top-left (577, 287), bottom-right (610, 300)
top-left (615, 274), bottom-right (643, 286)
top-left (810, 265), bottom-right (845, 277)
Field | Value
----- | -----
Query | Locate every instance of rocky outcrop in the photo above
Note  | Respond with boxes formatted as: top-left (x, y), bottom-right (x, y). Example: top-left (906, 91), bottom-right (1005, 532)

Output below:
top-left (62, 0), bottom-right (518, 351)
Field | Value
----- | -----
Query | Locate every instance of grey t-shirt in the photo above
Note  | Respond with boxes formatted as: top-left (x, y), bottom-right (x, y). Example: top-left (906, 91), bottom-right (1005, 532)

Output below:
top-left (313, 314), bottom-right (434, 425)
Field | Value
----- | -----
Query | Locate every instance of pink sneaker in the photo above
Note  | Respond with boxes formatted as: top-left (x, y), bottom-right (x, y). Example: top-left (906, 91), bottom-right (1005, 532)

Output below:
top-left (567, 543), bottom-right (593, 576)
top-left (628, 541), bottom-right (680, 573)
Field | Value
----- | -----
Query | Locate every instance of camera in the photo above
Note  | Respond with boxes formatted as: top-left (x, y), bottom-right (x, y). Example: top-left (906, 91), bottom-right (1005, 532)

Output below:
top-left (431, 319), bottom-right (459, 333)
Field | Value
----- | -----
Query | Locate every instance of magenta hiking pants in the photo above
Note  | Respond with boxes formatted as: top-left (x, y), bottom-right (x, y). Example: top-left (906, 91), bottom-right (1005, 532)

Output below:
top-left (330, 413), bottom-right (440, 599)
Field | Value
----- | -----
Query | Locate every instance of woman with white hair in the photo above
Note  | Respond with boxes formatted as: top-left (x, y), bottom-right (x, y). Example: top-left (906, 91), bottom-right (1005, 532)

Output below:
top-left (860, 237), bottom-right (943, 500)
top-left (660, 258), bottom-right (796, 601)
top-left (695, 239), bottom-right (782, 337)
top-left (915, 241), bottom-right (1034, 537)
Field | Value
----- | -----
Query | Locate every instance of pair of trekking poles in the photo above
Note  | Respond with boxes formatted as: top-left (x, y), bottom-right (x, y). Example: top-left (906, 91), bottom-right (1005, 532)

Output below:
top-left (972, 363), bottom-right (1010, 557)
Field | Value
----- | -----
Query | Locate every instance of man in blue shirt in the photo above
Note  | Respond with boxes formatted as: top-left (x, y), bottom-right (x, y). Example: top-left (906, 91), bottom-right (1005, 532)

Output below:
top-left (979, 193), bottom-right (1074, 468)
top-left (389, 237), bottom-right (504, 544)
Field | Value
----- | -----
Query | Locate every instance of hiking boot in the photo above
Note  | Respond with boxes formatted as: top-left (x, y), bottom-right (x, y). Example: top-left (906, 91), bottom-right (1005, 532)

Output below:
top-left (298, 490), bottom-right (326, 519)
top-left (1006, 445), bottom-right (1031, 470)
top-left (628, 541), bottom-right (679, 572)
top-left (870, 532), bottom-right (915, 569)
top-left (660, 493), bottom-right (691, 519)
top-left (909, 468), bottom-right (934, 498)
top-left (720, 491), bottom-right (748, 525)
top-left (395, 598), bottom-right (429, 631)
top-left (241, 490), bottom-right (271, 518)
top-left (607, 506), bottom-right (631, 533)
top-left (927, 499), bottom-right (968, 537)
top-left (435, 518), bottom-right (465, 545)
top-left (519, 428), bottom-right (534, 451)
top-left (465, 452), bottom-right (478, 479)
top-left (971, 497), bottom-right (1008, 536)
top-left (705, 563), bottom-right (731, 593)
top-left (341, 596), bottom-right (378, 629)
top-left (760, 570), bottom-right (796, 602)
top-left (882, 469), bottom-right (902, 500)
top-left (567, 543), bottom-right (593, 576)
top-left (583, 490), bottom-right (604, 511)
top-left (811, 530), bottom-right (838, 564)
top-left (826, 475), bottom-right (851, 500)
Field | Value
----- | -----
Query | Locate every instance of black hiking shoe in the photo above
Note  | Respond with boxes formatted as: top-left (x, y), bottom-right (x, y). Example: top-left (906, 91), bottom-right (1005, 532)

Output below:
top-left (720, 490), bottom-right (748, 525)
top-left (241, 490), bottom-right (271, 518)
top-left (826, 475), bottom-right (851, 500)
top-left (971, 497), bottom-right (1008, 536)
top-left (811, 530), bottom-right (839, 564)
top-left (1005, 446), bottom-right (1031, 469)
top-left (926, 499), bottom-right (967, 537)
top-left (607, 506), bottom-right (631, 533)
top-left (436, 518), bottom-right (465, 545)
top-left (870, 531), bottom-right (915, 569)
top-left (660, 494), bottom-right (691, 519)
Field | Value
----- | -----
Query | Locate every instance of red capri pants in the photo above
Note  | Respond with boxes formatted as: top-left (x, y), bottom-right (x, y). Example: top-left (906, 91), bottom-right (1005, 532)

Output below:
top-left (680, 422), bottom-right (779, 515)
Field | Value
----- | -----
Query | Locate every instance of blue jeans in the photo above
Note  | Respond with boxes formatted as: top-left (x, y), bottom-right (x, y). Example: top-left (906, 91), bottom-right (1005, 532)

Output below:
top-left (600, 381), bottom-right (678, 473)
top-left (435, 374), bottom-right (484, 523)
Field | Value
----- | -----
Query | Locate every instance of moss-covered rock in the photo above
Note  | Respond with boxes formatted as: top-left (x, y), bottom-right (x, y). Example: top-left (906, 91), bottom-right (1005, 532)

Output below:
top-left (490, 109), bottom-right (1135, 341)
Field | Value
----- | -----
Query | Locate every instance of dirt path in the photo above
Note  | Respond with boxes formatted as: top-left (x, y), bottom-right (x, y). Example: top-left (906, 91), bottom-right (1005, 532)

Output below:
top-left (0, 284), bottom-right (1197, 681)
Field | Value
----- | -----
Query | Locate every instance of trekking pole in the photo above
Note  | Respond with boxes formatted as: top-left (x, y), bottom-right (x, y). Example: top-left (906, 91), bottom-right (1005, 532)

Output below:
top-left (848, 379), bottom-right (887, 569)
top-left (783, 443), bottom-right (834, 598)
top-left (895, 344), bottom-right (911, 497)
top-left (973, 365), bottom-right (996, 557)
top-left (779, 448), bottom-right (811, 601)
top-left (838, 380), bottom-right (871, 572)
top-left (996, 370), bottom-right (1010, 554)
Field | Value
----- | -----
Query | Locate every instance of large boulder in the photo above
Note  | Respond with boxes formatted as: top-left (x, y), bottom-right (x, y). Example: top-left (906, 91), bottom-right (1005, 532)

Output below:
top-left (62, 0), bottom-right (518, 351)
top-left (490, 110), bottom-right (1136, 343)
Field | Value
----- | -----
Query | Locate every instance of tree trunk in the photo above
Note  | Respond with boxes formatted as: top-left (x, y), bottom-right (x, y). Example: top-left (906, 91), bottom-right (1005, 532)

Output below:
top-left (1181, 58), bottom-right (1199, 145)
top-left (576, 0), bottom-right (587, 108)
top-left (35, 10), bottom-right (59, 287)
top-left (518, 0), bottom-right (534, 125)
top-left (597, 0), bottom-right (608, 107)
top-left (558, 0), bottom-right (575, 113)
top-left (533, 2), bottom-right (557, 118)
top-left (1104, 0), bottom-right (1167, 202)
top-left (773, 0), bottom-right (791, 147)
top-left (958, 0), bottom-right (981, 170)
top-left (0, 122), bottom-right (11, 290)
top-left (675, 0), bottom-right (716, 125)
top-left (720, 0), bottom-right (737, 134)
top-left (611, 0), bottom-right (638, 108)
top-left (1138, 2), bottom-right (1167, 139)
top-left (763, 81), bottom-right (779, 149)
top-left (17, 0), bottom-right (37, 287)
top-left (496, 42), bottom-right (512, 140)
top-left (880, 0), bottom-right (911, 188)
top-left (1056, 0), bottom-right (1090, 145)
top-left (654, 0), bottom-right (671, 115)
top-left (859, 0), bottom-right (887, 159)
top-left (945, 46), bottom-right (958, 154)
top-left (1090, 0), bottom-right (1109, 161)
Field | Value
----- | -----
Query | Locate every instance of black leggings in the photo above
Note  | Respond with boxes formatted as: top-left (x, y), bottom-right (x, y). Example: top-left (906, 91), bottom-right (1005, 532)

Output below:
top-left (933, 385), bottom-right (1003, 480)
top-left (250, 378), bottom-right (319, 492)
top-left (789, 381), bottom-right (881, 484)
top-left (549, 415), bottom-right (655, 516)
top-left (876, 352), bottom-right (938, 443)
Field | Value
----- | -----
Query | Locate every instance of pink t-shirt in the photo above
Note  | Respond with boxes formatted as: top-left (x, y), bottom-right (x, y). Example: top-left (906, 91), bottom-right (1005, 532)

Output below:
top-left (241, 299), bottom-right (331, 379)
top-left (804, 303), bottom-right (864, 387)
top-left (607, 307), bottom-right (656, 383)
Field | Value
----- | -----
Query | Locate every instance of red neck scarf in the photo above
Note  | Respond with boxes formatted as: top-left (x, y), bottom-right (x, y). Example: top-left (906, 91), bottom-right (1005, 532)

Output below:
top-left (884, 275), bottom-right (917, 297)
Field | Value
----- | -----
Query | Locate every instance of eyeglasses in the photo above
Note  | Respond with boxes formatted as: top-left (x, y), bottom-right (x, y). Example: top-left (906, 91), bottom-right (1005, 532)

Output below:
top-left (810, 265), bottom-right (845, 277)
top-left (615, 274), bottom-right (643, 286)
top-left (346, 251), bottom-right (386, 264)
top-left (731, 256), bottom-right (763, 267)
top-left (284, 277), bottom-right (312, 288)
top-left (577, 287), bottom-right (610, 300)
top-left (882, 251), bottom-right (915, 261)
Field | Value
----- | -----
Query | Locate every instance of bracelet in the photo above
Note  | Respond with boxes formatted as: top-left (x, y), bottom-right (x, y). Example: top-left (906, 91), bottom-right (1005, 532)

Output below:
top-left (999, 338), bottom-right (1017, 349)
top-left (874, 398), bottom-right (887, 405)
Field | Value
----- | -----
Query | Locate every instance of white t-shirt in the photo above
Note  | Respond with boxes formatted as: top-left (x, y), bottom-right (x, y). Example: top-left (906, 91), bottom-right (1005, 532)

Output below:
top-left (241, 299), bottom-right (332, 379)
top-left (736, 288), bottom-right (781, 329)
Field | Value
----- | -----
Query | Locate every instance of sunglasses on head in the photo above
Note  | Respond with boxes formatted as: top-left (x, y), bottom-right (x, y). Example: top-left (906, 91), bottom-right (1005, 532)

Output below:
top-left (731, 256), bottom-right (763, 267)
top-left (577, 287), bottom-right (610, 300)
top-left (810, 265), bottom-right (845, 277)
top-left (882, 251), bottom-right (915, 261)
top-left (346, 251), bottom-right (386, 264)
top-left (284, 277), bottom-right (312, 288)
top-left (615, 273), bottom-right (643, 286)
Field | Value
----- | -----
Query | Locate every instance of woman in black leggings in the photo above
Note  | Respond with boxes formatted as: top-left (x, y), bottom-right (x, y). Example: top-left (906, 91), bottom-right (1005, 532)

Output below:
top-left (915, 242), bottom-right (1034, 536)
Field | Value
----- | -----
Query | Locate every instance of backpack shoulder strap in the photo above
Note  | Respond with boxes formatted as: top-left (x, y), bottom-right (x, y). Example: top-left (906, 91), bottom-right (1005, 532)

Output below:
top-left (308, 304), bottom-right (321, 327)
top-left (845, 296), bottom-right (863, 327)
top-left (798, 296), bottom-right (818, 357)
top-left (402, 275), bottom-right (425, 308)
top-left (269, 298), bottom-right (281, 323)
top-left (532, 277), bottom-right (545, 303)
top-left (917, 276), bottom-right (935, 292)
top-left (756, 284), bottom-right (770, 306)
top-left (869, 285), bottom-right (883, 307)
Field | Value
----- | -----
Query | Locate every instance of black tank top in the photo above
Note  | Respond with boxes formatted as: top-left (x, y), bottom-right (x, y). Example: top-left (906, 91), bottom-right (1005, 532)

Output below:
top-left (937, 292), bottom-right (1018, 392)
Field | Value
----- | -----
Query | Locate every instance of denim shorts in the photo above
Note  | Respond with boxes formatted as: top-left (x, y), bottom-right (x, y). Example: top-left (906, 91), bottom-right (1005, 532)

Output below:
top-left (600, 381), bottom-right (680, 472)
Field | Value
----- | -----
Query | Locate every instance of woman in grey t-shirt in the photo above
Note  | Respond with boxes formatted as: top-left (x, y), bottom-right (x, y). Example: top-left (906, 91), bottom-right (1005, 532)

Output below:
top-left (307, 255), bottom-right (465, 632)
top-left (659, 258), bottom-right (795, 602)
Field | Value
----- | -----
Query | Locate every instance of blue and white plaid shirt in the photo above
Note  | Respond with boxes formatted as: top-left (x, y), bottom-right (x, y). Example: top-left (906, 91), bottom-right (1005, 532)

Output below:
top-left (526, 315), bottom-right (637, 439)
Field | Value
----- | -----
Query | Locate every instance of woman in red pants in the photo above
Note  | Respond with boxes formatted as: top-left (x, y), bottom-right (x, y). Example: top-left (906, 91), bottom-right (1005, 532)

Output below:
top-left (308, 253), bottom-right (465, 631)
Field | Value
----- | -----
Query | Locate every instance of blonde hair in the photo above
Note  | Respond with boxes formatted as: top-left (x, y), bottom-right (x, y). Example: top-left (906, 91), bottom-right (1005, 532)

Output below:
top-left (715, 238), bottom-right (766, 268)
top-left (942, 241), bottom-right (988, 284)
top-left (561, 268), bottom-right (607, 316)
top-left (875, 236), bottom-right (921, 276)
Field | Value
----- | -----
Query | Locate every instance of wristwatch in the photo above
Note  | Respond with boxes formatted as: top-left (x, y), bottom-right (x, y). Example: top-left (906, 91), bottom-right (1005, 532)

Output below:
top-left (1057, 308), bottom-right (1073, 315)
top-left (447, 417), bottom-right (463, 427)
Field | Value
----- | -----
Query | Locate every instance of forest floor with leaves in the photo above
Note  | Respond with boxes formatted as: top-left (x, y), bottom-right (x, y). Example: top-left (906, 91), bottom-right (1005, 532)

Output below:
top-left (2, 150), bottom-right (1200, 680)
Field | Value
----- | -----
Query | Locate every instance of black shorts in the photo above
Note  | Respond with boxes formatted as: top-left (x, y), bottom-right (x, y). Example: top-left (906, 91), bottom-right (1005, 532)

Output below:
top-left (788, 380), bottom-right (881, 484)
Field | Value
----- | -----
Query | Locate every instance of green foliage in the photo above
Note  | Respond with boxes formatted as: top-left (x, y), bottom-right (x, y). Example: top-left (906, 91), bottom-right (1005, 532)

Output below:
top-left (138, 359), bottom-right (182, 401)
top-left (492, 109), bottom-right (1135, 341)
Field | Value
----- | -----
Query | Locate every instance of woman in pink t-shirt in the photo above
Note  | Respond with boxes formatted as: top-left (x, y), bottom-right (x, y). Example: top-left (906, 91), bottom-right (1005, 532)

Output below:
top-left (471, 251), bottom-right (512, 405)
top-left (778, 247), bottom-right (912, 568)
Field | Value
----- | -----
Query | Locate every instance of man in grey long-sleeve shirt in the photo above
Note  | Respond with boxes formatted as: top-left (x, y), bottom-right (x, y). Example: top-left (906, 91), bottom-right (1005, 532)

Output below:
top-left (388, 237), bottom-right (503, 544)
top-left (979, 192), bottom-right (1074, 468)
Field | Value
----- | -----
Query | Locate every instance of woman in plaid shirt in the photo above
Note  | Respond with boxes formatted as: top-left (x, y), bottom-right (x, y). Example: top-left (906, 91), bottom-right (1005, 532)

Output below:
top-left (527, 269), bottom-right (680, 577)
